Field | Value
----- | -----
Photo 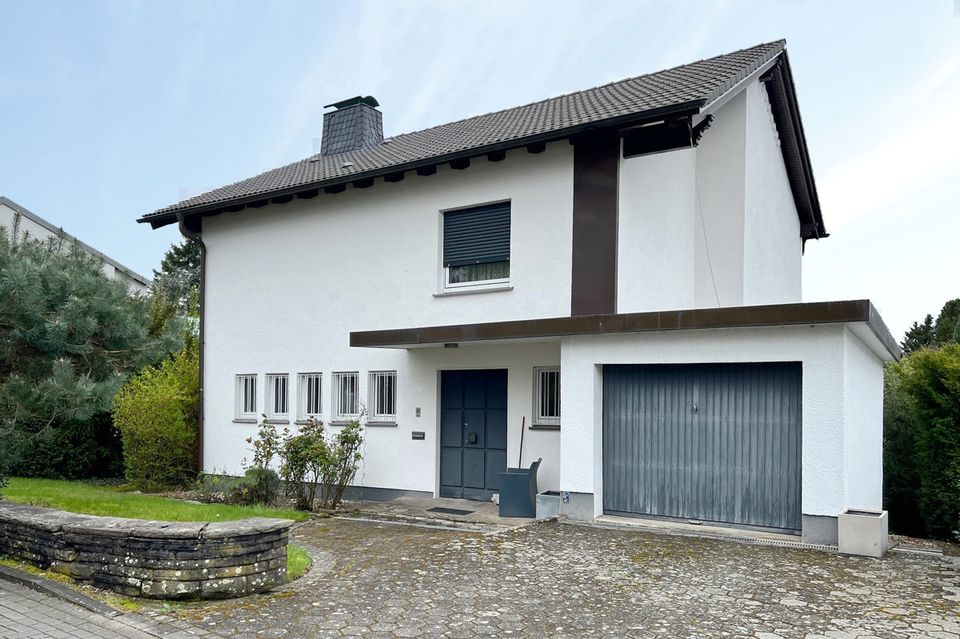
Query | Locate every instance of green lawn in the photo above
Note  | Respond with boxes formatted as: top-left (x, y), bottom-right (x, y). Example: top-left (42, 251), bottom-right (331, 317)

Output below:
top-left (2, 477), bottom-right (309, 522)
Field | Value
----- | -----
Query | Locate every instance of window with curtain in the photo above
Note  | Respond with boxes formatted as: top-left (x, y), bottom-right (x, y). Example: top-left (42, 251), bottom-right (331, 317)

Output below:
top-left (265, 374), bottom-right (289, 419)
top-left (332, 372), bottom-right (360, 421)
top-left (533, 367), bottom-right (560, 427)
top-left (442, 202), bottom-right (511, 287)
top-left (369, 371), bottom-right (397, 423)
top-left (235, 374), bottom-right (257, 420)
top-left (297, 372), bottom-right (322, 420)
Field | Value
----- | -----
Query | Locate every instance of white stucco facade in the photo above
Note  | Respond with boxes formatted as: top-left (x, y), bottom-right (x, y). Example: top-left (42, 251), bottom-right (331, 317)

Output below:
top-left (194, 77), bottom-right (891, 542)
top-left (617, 80), bottom-right (802, 314)
top-left (202, 144), bottom-right (573, 491)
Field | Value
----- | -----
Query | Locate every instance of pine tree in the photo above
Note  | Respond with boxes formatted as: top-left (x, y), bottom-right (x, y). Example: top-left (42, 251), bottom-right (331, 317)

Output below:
top-left (902, 315), bottom-right (936, 354)
top-left (0, 228), bottom-right (182, 479)
top-left (933, 299), bottom-right (960, 347)
top-left (151, 240), bottom-right (200, 314)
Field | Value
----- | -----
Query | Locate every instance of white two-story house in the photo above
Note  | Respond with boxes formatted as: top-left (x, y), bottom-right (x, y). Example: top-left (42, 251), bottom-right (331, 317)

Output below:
top-left (139, 41), bottom-right (898, 545)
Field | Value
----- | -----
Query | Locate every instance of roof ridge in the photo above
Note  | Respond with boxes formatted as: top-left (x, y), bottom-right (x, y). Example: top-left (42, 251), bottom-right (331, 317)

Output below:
top-left (378, 40), bottom-right (784, 145)
top-left (307, 40), bottom-right (785, 160)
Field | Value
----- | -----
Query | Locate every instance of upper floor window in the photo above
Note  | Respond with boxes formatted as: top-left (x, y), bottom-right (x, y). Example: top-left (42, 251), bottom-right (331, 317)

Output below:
top-left (369, 371), bottom-right (397, 423)
top-left (235, 374), bottom-right (257, 420)
top-left (533, 367), bottom-right (560, 427)
top-left (265, 374), bottom-right (289, 420)
top-left (297, 372), bottom-right (322, 421)
top-left (332, 372), bottom-right (360, 421)
top-left (442, 202), bottom-right (511, 288)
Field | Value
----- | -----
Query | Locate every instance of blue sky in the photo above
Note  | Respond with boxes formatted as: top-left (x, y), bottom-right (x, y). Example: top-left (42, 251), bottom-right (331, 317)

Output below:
top-left (1, 1), bottom-right (957, 337)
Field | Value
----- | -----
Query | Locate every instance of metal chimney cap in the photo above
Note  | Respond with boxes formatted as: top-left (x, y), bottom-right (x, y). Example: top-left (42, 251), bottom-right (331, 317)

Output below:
top-left (324, 95), bottom-right (380, 110)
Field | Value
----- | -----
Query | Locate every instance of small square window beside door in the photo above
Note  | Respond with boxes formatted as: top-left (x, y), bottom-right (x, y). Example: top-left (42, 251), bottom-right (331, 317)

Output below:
top-left (265, 374), bottom-right (289, 420)
top-left (297, 373), bottom-right (322, 421)
top-left (442, 202), bottom-right (510, 289)
top-left (235, 374), bottom-right (257, 420)
top-left (369, 371), bottom-right (397, 423)
top-left (533, 367), bottom-right (560, 427)
top-left (332, 372), bottom-right (360, 421)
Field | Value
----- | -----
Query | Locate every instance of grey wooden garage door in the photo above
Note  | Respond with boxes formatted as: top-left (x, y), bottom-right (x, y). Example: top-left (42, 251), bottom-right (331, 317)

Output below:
top-left (602, 363), bottom-right (801, 531)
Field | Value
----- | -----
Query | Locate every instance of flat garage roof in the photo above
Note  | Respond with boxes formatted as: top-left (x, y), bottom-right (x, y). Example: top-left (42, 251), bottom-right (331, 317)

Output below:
top-left (349, 299), bottom-right (900, 360)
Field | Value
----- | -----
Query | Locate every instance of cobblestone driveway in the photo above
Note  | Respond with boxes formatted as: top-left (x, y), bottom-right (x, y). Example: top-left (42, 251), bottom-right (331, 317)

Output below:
top-left (144, 518), bottom-right (960, 639)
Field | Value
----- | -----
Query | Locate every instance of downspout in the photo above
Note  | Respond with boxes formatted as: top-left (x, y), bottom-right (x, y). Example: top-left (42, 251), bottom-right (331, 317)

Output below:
top-left (177, 213), bottom-right (205, 475)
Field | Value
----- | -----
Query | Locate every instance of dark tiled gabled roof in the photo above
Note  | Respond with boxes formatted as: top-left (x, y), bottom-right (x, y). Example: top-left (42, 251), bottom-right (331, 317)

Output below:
top-left (141, 40), bottom-right (822, 238)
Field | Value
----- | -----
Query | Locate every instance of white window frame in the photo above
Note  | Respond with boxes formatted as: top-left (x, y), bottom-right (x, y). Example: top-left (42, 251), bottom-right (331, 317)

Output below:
top-left (443, 263), bottom-right (511, 290)
top-left (438, 202), bottom-right (512, 292)
top-left (332, 372), bottom-right (360, 422)
top-left (533, 367), bottom-right (561, 427)
top-left (297, 372), bottom-right (323, 421)
top-left (265, 374), bottom-right (289, 420)
top-left (369, 371), bottom-right (397, 423)
top-left (235, 374), bottom-right (257, 420)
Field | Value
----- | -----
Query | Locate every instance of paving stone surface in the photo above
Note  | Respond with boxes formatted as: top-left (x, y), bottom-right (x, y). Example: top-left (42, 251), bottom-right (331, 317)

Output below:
top-left (139, 518), bottom-right (960, 638)
top-left (0, 579), bottom-right (156, 639)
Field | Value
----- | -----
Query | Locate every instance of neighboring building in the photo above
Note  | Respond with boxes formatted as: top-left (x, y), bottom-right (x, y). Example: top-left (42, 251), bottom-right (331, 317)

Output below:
top-left (1, 196), bottom-right (150, 294)
top-left (139, 41), bottom-right (898, 545)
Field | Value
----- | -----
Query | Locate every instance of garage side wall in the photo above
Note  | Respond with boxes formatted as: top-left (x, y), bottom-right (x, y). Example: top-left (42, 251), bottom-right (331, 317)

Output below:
top-left (842, 328), bottom-right (884, 510)
top-left (559, 326), bottom-right (849, 526)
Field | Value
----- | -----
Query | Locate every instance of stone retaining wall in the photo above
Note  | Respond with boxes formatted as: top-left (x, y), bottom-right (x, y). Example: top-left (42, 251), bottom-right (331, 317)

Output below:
top-left (0, 501), bottom-right (294, 599)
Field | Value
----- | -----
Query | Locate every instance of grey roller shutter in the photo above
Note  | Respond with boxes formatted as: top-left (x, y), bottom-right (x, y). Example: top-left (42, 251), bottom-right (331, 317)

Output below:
top-left (602, 362), bottom-right (802, 532)
top-left (442, 202), bottom-right (511, 267)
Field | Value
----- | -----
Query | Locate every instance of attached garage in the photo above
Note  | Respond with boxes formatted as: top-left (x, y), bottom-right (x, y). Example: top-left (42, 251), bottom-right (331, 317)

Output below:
top-left (602, 362), bottom-right (802, 532)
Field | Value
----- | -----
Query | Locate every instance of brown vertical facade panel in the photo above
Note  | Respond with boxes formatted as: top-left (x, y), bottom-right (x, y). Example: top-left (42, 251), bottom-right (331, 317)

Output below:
top-left (571, 132), bottom-right (620, 316)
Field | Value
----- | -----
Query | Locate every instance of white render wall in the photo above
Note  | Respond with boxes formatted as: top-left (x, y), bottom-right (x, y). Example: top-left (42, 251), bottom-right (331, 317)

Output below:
top-left (742, 81), bottom-right (802, 304)
top-left (558, 324), bottom-right (887, 520)
top-left (201, 144), bottom-right (572, 491)
top-left (616, 79), bottom-right (802, 314)
top-left (842, 327), bottom-right (884, 510)
top-left (617, 148), bottom-right (697, 313)
top-left (693, 90), bottom-right (747, 307)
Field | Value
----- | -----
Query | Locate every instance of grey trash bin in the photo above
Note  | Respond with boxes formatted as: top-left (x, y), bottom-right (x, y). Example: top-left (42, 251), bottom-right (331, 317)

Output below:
top-left (498, 458), bottom-right (542, 518)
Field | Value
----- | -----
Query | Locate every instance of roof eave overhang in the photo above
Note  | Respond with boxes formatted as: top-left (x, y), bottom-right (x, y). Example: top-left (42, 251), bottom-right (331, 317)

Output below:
top-left (138, 99), bottom-right (707, 229)
top-left (350, 300), bottom-right (901, 361)
top-left (759, 51), bottom-right (827, 242)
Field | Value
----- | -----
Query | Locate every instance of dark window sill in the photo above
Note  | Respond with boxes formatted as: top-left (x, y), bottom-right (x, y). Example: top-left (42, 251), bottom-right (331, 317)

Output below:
top-left (294, 419), bottom-right (321, 425)
top-left (328, 420), bottom-right (359, 427)
top-left (232, 418), bottom-right (257, 424)
top-left (264, 418), bottom-right (289, 425)
top-left (366, 421), bottom-right (398, 427)
top-left (529, 424), bottom-right (561, 431)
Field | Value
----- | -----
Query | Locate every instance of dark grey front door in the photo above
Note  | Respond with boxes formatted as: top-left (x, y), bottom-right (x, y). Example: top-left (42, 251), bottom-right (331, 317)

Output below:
top-left (440, 370), bottom-right (508, 500)
top-left (602, 363), bottom-right (802, 532)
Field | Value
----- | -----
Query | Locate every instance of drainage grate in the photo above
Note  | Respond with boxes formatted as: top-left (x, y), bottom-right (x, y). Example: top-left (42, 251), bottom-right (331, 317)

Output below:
top-left (427, 507), bottom-right (474, 516)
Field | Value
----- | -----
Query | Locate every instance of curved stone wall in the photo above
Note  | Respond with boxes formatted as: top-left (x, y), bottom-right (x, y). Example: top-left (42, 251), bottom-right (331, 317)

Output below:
top-left (0, 501), bottom-right (293, 599)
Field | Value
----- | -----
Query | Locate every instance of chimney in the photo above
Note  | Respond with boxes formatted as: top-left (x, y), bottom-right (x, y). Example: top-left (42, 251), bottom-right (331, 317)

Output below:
top-left (320, 96), bottom-right (383, 156)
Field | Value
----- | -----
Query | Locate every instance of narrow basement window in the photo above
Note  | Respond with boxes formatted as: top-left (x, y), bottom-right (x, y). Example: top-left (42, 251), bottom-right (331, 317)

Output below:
top-left (235, 374), bottom-right (257, 420)
top-left (297, 372), bottom-right (322, 421)
top-left (332, 372), bottom-right (360, 421)
top-left (369, 371), bottom-right (397, 423)
top-left (533, 367), bottom-right (560, 427)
